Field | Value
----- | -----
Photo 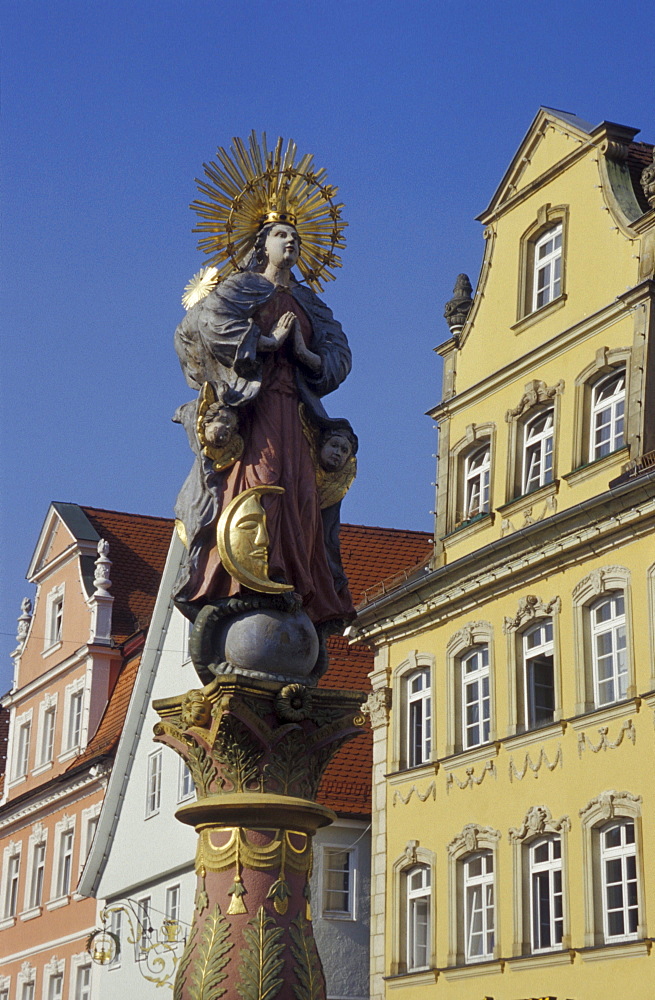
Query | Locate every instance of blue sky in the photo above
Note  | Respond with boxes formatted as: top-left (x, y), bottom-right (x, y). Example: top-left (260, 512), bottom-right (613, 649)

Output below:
top-left (2, 0), bottom-right (654, 689)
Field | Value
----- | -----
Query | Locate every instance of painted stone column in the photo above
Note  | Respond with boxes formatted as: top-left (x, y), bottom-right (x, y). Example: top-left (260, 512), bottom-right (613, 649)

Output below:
top-left (153, 676), bottom-right (366, 1000)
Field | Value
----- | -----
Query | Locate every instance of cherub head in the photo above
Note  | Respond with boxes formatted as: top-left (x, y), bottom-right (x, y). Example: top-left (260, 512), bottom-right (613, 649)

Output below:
top-left (318, 428), bottom-right (356, 473)
top-left (202, 403), bottom-right (238, 448)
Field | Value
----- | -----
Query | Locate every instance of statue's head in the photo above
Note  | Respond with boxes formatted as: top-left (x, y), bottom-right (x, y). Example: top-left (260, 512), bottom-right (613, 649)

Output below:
top-left (318, 427), bottom-right (356, 472)
top-left (253, 222), bottom-right (301, 270)
top-left (202, 403), bottom-right (238, 448)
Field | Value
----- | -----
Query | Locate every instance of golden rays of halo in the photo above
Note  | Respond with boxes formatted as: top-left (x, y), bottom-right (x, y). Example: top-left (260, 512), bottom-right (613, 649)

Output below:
top-left (182, 266), bottom-right (219, 310)
top-left (188, 131), bottom-right (347, 294)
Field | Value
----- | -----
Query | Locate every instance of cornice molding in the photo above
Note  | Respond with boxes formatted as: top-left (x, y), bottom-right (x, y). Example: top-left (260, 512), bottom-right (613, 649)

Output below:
top-left (0, 767), bottom-right (107, 833)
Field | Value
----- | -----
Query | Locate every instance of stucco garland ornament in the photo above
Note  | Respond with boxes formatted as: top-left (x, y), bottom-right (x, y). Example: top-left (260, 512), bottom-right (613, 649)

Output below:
top-left (182, 130), bottom-right (347, 306)
top-left (275, 684), bottom-right (313, 722)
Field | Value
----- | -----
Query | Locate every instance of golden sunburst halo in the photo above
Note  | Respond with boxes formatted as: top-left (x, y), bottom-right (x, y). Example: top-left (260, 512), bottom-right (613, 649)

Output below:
top-left (189, 131), bottom-right (347, 293)
top-left (182, 266), bottom-right (219, 310)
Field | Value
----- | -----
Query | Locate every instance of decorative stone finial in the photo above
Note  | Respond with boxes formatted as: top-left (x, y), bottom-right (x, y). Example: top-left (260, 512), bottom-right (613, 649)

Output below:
top-left (443, 274), bottom-right (473, 334)
top-left (93, 539), bottom-right (112, 598)
top-left (641, 148), bottom-right (655, 210)
top-left (13, 597), bottom-right (33, 655)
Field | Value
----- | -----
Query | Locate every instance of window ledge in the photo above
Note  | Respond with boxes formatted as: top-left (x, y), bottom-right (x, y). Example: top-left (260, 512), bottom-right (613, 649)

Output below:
top-left (42, 641), bottom-right (63, 659)
top-left (506, 948), bottom-right (574, 971)
top-left (384, 969), bottom-right (438, 986)
top-left (569, 698), bottom-right (640, 731)
top-left (386, 762), bottom-right (436, 784)
top-left (46, 895), bottom-right (70, 911)
top-left (443, 512), bottom-right (494, 547)
top-left (503, 721), bottom-right (565, 749)
top-left (564, 447), bottom-right (629, 486)
top-left (498, 480), bottom-right (559, 517)
top-left (32, 761), bottom-right (53, 778)
top-left (512, 293), bottom-right (567, 334)
top-left (321, 911), bottom-right (355, 922)
top-left (441, 959), bottom-right (503, 980)
top-left (58, 747), bottom-right (80, 764)
top-left (20, 906), bottom-right (42, 921)
top-left (440, 741), bottom-right (500, 769)
top-left (0, 916), bottom-right (16, 931)
top-left (579, 940), bottom-right (650, 962)
top-left (7, 774), bottom-right (27, 788)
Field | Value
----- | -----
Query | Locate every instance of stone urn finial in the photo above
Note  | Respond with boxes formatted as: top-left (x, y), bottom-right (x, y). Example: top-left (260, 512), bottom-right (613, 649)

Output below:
top-left (641, 148), bottom-right (655, 210)
top-left (444, 274), bottom-right (473, 334)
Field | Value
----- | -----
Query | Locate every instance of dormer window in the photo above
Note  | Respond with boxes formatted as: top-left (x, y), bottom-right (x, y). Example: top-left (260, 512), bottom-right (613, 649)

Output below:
top-left (533, 224), bottom-right (562, 311)
top-left (44, 584), bottom-right (65, 652)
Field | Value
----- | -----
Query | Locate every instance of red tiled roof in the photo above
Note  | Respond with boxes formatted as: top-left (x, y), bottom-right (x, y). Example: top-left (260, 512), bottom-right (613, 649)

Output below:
top-left (81, 506), bottom-right (173, 643)
top-left (318, 523), bottom-right (432, 816)
top-left (69, 653), bottom-right (142, 770)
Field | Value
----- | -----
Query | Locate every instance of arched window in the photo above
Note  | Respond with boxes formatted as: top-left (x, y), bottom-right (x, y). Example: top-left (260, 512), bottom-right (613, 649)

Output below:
top-left (406, 865), bottom-right (431, 971)
top-left (521, 619), bottom-right (555, 729)
top-left (407, 668), bottom-right (432, 767)
top-left (463, 851), bottom-right (495, 962)
top-left (523, 409), bottom-right (554, 494)
top-left (600, 820), bottom-right (638, 942)
top-left (461, 646), bottom-right (491, 749)
top-left (532, 224), bottom-right (563, 312)
top-left (529, 836), bottom-right (564, 951)
top-left (463, 445), bottom-right (490, 521)
top-left (590, 368), bottom-right (625, 461)
top-left (590, 592), bottom-right (627, 706)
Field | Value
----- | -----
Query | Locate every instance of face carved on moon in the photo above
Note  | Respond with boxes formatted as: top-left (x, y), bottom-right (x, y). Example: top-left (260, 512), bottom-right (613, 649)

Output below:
top-left (216, 485), bottom-right (294, 594)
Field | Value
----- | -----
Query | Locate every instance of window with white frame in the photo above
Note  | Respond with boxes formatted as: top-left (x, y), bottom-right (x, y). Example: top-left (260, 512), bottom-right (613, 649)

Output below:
top-left (407, 668), bottom-right (431, 767)
top-left (532, 224), bottom-right (562, 312)
top-left (108, 907), bottom-right (123, 967)
top-left (0, 986), bottom-right (8, 1000)
top-left (28, 840), bottom-right (46, 908)
top-left (464, 852), bottom-right (495, 962)
top-left (461, 646), bottom-right (490, 749)
top-left (47, 973), bottom-right (63, 1000)
top-left (522, 619), bottom-right (555, 729)
top-left (590, 368), bottom-right (625, 461)
top-left (13, 718), bottom-right (32, 779)
top-left (74, 964), bottom-right (91, 1000)
top-left (146, 751), bottom-right (163, 817)
top-left (322, 847), bottom-right (355, 919)
top-left (178, 760), bottom-right (194, 802)
top-left (45, 586), bottom-right (65, 650)
top-left (55, 828), bottom-right (74, 898)
top-left (66, 689), bottom-right (84, 752)
top-left (530, 836), bottom-right (563, 952)
top-left (591, 593), bottom-right (627, 706)
top-left (462, 445), bottom-right (490, 521)
top-left (3, 850), bottom-right (21, 918)
top-left (84, 814), bottom-right (99, 863)
top-left (137, 896), bottom-right (152, 956)
top-left (21, 981), bottom-right (35, 1000)
top-left (600, 820), bottom-right (638, 942)
top-left (40, 704), bottom-right (56, 766)
top-left (166, 884), bottom-right (181, 923)
top-left (522, 409), bottom-right (554, 494)
top-left (406, 865), bottom-right (431, 971)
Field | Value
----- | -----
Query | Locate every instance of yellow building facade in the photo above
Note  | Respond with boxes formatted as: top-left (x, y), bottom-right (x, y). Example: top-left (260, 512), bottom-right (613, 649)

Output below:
top-left (355, 108), bottom-right (655, 1000)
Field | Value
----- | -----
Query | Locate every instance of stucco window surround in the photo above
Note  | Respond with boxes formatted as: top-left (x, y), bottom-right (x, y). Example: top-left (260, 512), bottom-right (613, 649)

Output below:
top-left (42, 957), bottom-right (65, 1000)
top-left (390, 841), bottom-right (436, 975)
top-left (445, 621), bottom-right (495, 755)
top-left (22, 822), bottom-right (48, 916)
top-left (68, 954), bottom-right (92, 1000)
top-left (43, 583), bottom-right (65, 654)
top-left (0, 975), bottom-right (10, 1000)
top-left (447, 824), bottom-right (501, 967)
top-left (48, 814), bottom-right (75, 906)
top-left (1, 839), bottom-right (22, 926)
top-left (447, 423), bottom-right (496, 533)
top-left (579, 791), bottom-right (645, 947)
top-left (17, 964), bottom-right (36, 1000)
top-left (572, 566), bottom-right (634, 715)
top-left (503, 595), bottom-right (562, 737)
top-left (59, 677), bottom-right (86, 761)
top-left (515, 204), bottom-right (569, 325)
top-left (319, 844), bottom-right (358, 921)
top-left (391, 652), bottom-right (435, 771)
top-left (35, 693), bottom-right (58, 773)
top-left (11, 707), bottom-right (33, 784)
top-left (508, 805), bottom-right (571, 957)
top-left (505, 379), bottom-right (564, 503)
top-left (570, 348), bottom-right (631, 473)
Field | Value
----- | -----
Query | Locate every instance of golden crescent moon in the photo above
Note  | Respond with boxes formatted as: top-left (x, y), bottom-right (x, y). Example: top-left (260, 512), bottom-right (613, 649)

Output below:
top-left (216, 485), bottom-right (294, 594)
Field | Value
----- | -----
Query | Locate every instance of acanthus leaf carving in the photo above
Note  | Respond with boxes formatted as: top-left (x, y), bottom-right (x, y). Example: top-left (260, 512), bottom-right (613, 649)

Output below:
top-left (508, 804), bottom-right (571, 843)
top-left (503, 594), bottom-right (561, 633)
